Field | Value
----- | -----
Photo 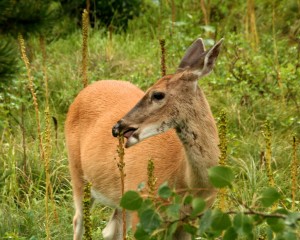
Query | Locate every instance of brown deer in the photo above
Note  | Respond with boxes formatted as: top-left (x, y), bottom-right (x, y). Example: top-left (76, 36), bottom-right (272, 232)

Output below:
top-left (65, 38), bottom-right (223, 240)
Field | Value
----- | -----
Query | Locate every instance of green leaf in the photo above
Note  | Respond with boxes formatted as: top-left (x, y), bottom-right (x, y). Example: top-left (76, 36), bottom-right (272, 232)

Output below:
top-left (183, 223), bottom-right (197, 235)
top-left (191, 197), bottom-right (206, 217)
top-left (260, 187), bottom-right (281, 207)
top-left (280, 231), bottom-right (299, 240)
top-left (183, 194), bottom-right (193, 205)
top-left (208, 166), bottom-right (234, 188)
top-left (199, 209), bottom-right (213, 235)
top-left (233, 213), bottom-right (253, 235)
top-left (158, 182), bottom-right (172, 199)
top-left (166, 203), bottom-right (180, 220)
top-left (120, 190), bottom-right (143, 210)
top-left (211, 209), bottom-right (232, 231)
top-left (285, 212), bottom-right (300, 226)
top-left (166, 222), bottom-right (178, 239)
top-left (134, 224), bottom-right (150, 240)
top-left (223, 227), bottom-right (238, 240)
top-left (140, 209), bottom-right (162, 233)
top-left (266, 217), bottom-right (285, 233)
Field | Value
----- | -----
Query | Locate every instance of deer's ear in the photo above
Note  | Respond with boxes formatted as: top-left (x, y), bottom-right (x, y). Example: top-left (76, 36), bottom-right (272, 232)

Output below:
top-left (200, 38), bottom-right (223, 77)
top-left (178, 38), bottom-right (206, 70)
top-left (178, 38), bottom-right (223, 78)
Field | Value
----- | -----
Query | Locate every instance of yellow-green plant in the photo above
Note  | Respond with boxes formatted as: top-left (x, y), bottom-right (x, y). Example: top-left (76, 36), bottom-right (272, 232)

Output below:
top-left (159, 39), bottom-right (166, 77)
top-left (147, 159), bottom-right (157, 198)
top-left (263, 120), bottom-right (274, 187)
top-left (291, 136), bottom-right (298, 210)
top-left (18, 33), bottom-right (50, 239)
top-left (245, 0), bottom-right (259, 50)
top-left (83, 182), bottom-right (92, 240)
top-left (117, 134), bottom-right (126, 240)
top-left (272, 6), bottom-right (283, 100)
top-left (217, 110), bottom-right (228, 211)
top-left (82, 9), bottom-right (89, 88)
top-left (40, 35), bottom-right (58, 223)
top-left (200, 0), bottom-right (210, 25)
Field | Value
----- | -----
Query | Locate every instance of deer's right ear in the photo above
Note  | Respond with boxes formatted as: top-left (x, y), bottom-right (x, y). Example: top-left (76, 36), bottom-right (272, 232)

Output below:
top-left (178, 38), bottom-right (206, 70)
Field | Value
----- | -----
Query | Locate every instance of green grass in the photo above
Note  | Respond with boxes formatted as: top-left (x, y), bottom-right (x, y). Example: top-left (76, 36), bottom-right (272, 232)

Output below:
top-left (1, 0), bottom-right (300, 239)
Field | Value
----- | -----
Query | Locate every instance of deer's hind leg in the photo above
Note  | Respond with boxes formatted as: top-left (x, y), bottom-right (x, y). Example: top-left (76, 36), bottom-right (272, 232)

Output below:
top-left (102, 209), bottom-right (131, 240)
top-left (68, 142), bottom-right (85, 240)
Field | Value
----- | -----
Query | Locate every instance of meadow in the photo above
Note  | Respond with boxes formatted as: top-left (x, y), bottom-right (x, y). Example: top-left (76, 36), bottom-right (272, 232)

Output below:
top-left (0, 0), bottom-right (299, 239)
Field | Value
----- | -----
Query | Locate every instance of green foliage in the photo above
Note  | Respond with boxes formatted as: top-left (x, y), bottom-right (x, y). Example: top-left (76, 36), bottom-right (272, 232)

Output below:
top-left (208, 166), bottom-right (234, 188)
top-left (0, 0), bottom-right (61, 36)
top-left (120, 190), bottom-right (143, 210)
top-left (0, 39), bottom-right (18, 87)
top-left (120, 177), bottom-right (300, 239)
top-left (60, 0), bottom-right (143, 30)
top-left (260, 187), bottom-right (281, 207)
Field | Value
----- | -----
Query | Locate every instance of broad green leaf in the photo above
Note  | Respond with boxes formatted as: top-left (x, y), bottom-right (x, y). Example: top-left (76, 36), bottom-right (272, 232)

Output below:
top-left (211, 209), bottom-right (232, 231)
top-left (285, 212), bottom-right (300, 226)
top-left (260, 187), bottom-right (281, 207)
top-left (233, 213), bottom-right (253, 235)
top-left (120, 190), bottom-right (143, 210)
top-left (140, 209), bottom-right (162, 233)
top-left (266, 217), bottom-right (285, 233)
top-left (280, 231), bottom-right (299, 240)
top-left (183, 194), bottom-right (193, 205)
top-left (199, 209), bottom-right (213, 235)
top-left (166, 203), bottom-right (180, 220)
top-left (158, 182), bottom-right (172, 199)
top-left (183, 223), bottom-right (197, 235)
top-left (134, 224), bottom-right (150, 240)
top-left (208, 166), bottom-right (234, 188)
top-left (166, 222), bottom-right (178, 239)
top-left (223, 227), bottom-right (238, 240)
top-left (191, 197), bottom-right (206, 217)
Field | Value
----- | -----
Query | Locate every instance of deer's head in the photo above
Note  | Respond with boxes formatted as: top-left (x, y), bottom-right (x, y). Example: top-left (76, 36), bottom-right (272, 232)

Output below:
top-left (112, 38), bottom-right (223, 147)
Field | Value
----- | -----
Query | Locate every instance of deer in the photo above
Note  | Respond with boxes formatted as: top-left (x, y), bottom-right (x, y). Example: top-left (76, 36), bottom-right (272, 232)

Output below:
top-left (65, 37), bottom-right (223, 240)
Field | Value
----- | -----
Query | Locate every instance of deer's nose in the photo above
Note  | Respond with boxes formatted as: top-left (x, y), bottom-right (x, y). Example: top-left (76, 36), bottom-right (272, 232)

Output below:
top-left (112, 120), bottom-right (123, 137)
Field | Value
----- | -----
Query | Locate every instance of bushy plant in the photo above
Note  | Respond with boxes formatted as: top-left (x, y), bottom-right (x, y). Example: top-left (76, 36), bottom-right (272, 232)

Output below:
top-left (121, 166), bottom-right (300, 239)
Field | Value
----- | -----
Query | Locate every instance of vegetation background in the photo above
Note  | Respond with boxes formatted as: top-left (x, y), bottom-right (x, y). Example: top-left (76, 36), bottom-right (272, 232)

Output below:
top-left (0, 0), bottom-right (299, 239)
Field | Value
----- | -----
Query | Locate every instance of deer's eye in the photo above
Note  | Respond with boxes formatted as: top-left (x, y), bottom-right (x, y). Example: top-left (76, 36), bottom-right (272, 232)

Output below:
top-left (152, 92), bottom-right (165, 101)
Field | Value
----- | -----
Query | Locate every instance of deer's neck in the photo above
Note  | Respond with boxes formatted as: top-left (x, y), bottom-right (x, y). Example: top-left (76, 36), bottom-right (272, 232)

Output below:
top-left (176, 89), bottom-right (219, 195)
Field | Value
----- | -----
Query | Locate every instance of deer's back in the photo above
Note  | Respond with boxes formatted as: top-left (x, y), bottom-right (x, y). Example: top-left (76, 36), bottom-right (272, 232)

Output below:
top-left (65, 80), bottom-right (185, 206)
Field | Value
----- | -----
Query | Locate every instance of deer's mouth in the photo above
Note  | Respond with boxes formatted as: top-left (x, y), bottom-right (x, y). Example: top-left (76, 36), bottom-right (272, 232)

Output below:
top-left (122, 128), bottom-right (139, 148)
top-left (123, 128), bottom-right (138, 139)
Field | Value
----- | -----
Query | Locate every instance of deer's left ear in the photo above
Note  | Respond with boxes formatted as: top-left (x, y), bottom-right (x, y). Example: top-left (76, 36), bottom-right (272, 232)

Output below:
top-left (200, 38), bottom-right (223, 77)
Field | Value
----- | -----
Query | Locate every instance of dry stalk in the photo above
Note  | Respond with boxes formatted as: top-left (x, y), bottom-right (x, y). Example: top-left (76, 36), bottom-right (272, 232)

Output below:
top-left (200, 0), bottom-right (210, 25)
top-left (217, 110), bottom-right (228, 211)
top-left (82, 9), bottom-right (89, 88)
top-left (117, 134), bottom-right (126, 240)
top-left (171, 0), bottom-right (175, 35)
top-left (83, 182), bottom-right (92, 240)
top-left (18, 33), bottom-right (49, 239)
top-left (246, 0), bottom-right (259, 50)
top-left (159, 39), bottom-right (166, 77)
top-left (291, 136), bottom-right (298, 210)
top-left (272, 6), bottom-right (284, 102)
top-left (40, 36), bottom-right (58, 222)
top-left (86, 0), bottom-right (90, 13)
top-left (21, 101), bottom-right (27, 173)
